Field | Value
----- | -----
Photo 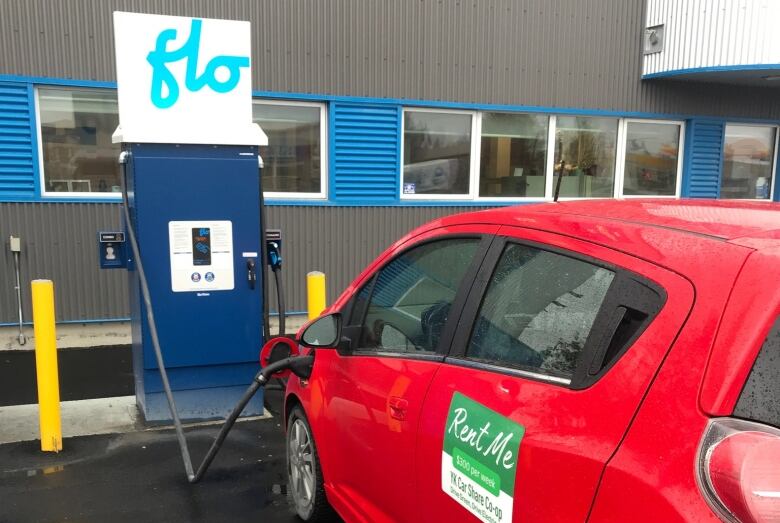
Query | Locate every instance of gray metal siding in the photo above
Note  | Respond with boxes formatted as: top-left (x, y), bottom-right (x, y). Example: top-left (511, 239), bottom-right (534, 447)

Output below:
top-left (0, 202), bottom-right (127, 323)
top-left (0, 203), bottom-right (489, 323)
top-left (1, 0), bottom-right (779, 119)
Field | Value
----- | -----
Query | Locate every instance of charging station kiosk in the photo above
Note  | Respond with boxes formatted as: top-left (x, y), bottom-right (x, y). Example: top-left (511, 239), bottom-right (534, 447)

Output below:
top-left (100, 12), bottom-right (269, 422)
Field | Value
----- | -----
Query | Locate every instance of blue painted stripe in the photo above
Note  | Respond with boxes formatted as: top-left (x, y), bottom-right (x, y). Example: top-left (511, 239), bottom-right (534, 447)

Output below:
top-left (332, 102), bottom-right (400, 202)
top-left (0, 82), bottom-right (35, 200)
top-left (643, 64), bottom-right (780, 80)
top-left (3, 74), bottom-right (780, 205)
top-left (682, 120), bottom-right (725, 198)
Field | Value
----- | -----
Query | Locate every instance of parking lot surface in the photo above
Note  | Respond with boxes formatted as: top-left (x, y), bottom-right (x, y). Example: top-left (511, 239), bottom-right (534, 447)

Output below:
top-left (0, 414), bottom-right (302, 522)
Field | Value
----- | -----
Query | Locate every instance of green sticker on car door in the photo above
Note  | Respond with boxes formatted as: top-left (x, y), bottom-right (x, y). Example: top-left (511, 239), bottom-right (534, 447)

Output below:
top-left (442, 392), bottom-right (524, 523)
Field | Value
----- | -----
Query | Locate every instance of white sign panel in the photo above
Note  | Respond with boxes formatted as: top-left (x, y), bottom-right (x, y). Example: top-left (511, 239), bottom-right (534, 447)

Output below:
top-left (112, 12), bottom-right (266, 146)
top-left (169, 221), bottom-right (234, 293)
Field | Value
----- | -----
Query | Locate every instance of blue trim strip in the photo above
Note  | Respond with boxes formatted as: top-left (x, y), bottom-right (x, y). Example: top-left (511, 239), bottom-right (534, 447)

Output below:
top-left (643, 64), bottom-right (780, 80)
top-left (0, 75), bottom-right (118, 89)
top-left (327, 101), bottom-right (336, 200)
top-left (4, 73), bottom-right (780, 206)
top-left (27, 83), bottom-right (42, 199)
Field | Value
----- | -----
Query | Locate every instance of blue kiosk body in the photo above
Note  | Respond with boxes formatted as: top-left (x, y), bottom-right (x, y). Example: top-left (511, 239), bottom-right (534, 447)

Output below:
top-left (124, 142), bottom-right (265, 422)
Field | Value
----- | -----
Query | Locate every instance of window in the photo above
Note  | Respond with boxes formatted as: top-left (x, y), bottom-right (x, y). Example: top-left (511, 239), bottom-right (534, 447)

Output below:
top-left (400, 108), bottom-right (687, 202)
top-left (622, 121), bottom-right (682, 197)
top-left (480, 112), bottom-right (548, 198)
top-left (721, 124), bottom-right (777, 200)
top-left (734, 316), bottom-right (780, 427)
top-left (37, 87), bottom-right (120, 196)
top-left (553, 116), bottom-right (618, 198)
top-left (253, 101), bottom-right (326, 198)
top-left (402, 110), bottom-right (474, 198)
top-left (356, 239), bottom-right (480, 354)
top-left (466, 244), bottom-right (614, 380)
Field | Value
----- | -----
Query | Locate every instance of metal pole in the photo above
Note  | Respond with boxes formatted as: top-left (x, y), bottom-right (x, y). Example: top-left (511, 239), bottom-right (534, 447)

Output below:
top-left (306, 271), bottom-right (326, 320)
top-left (13, 249), bottom-right (26, 345)
top-left (31, 279), bottom-right (62, 452)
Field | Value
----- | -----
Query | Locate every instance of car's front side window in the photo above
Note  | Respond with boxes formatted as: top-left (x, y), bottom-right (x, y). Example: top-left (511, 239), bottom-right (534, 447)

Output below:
top-left (354, 238), bottom-right (481, 354)
top-left (466, 243), bottom-right (615, 379)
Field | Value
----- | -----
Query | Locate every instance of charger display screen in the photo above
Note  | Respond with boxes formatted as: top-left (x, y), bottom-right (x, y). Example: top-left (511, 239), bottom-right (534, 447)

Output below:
top-left (191, 227), bottom-right (212, 266)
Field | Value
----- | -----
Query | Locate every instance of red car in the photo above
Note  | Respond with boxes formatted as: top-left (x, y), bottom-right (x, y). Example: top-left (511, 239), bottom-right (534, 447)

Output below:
top-left (279, 200), bottom-right (780, 523)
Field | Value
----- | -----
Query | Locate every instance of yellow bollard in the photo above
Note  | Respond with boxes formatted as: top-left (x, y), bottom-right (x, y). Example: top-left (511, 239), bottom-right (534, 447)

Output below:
top-left (306, 271), bottom-right (327, 320)
top-left (31, 279), bottom-right (62, 452)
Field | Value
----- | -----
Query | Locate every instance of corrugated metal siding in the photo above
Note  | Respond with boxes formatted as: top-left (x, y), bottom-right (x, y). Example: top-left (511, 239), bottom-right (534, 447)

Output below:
top-left (0, 202), bottom-right (128, 323)
top-left (683, 120), bottom-right (724, 198)
top-left (644, 0), bottom-right (780, 76)
top-left (0, 203), bottom-right (492, 323)
top-left (332, 103), bottom-right (400, 202)
top-left (1, 0), bottom-right (779, 119)
top-left (0, 83), bottom-right (35, 200)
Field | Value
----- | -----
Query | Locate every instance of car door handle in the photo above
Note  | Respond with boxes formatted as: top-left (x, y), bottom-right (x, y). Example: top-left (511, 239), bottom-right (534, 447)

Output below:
top-left (388, 397), bottom-right (409, 420)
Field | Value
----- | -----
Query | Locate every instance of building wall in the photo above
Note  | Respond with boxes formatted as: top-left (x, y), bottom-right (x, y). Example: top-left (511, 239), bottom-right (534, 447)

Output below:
top-left (644, 0), bottom-right (780, 77)
top-left (0, 203), bottom-right (486, 323)
top-left (1, 0), bottom-right (779, 325)
top-left (1, 0), bottom-right (780, 118)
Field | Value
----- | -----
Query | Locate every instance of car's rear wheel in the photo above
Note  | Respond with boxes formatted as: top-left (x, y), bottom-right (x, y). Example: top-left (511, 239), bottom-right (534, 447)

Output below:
top-left (286, 405), bottom-right (337, 521)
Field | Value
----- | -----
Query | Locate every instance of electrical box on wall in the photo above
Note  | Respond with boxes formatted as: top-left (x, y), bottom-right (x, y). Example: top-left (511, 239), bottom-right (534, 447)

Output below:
top-left (644, 24), bottom-right (665, 55)
top-left (98, 231), bottom-right (128, 269)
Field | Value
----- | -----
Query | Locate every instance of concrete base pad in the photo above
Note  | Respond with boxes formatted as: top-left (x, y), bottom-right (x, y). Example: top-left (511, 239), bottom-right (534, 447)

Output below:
top-left (0, 396), bottom-right (271, 444)
top-left (0, 314), bottom-right (309, 351)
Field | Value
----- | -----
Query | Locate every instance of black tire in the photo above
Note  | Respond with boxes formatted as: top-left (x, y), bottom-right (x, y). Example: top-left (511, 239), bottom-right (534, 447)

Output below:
top-left (286, 405), bottom-right (339, 522)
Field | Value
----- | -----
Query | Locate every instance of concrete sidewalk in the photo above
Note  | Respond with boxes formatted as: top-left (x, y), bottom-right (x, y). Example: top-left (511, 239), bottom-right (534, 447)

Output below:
top-left (0, 395), bottom-right (273, 445)
top-left (0, 314), bottom-right (309, 351)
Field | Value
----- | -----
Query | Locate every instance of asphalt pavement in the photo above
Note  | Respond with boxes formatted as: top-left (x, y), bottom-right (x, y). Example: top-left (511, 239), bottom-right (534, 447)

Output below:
top-left (0, 386), bottom-right (315, 523)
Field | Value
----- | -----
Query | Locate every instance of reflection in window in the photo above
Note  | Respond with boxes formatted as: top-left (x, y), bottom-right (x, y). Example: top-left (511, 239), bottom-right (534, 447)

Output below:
top-left (480, 113), bottom-right (548, 198)
top-left (553, 116), bottom-right (618, 198)
top-left (359, 239), bottom-right (480, 353)
top-left (623, 122), bottom-right (681, 196)
top-left (467, 244), bottom-right (614, 379)
top-left (253, 102), bottom-right (323, 194)
top-left (722, 125), bottom-right (776, 200)
top-left (403, 111), bottom-right (472, 196)
top-left (38, 88), bottom-right (120, 194)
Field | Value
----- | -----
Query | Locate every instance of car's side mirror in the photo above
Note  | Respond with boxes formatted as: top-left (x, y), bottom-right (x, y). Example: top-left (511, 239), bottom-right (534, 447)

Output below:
top-left (300, 313), bottom-right (342, 348)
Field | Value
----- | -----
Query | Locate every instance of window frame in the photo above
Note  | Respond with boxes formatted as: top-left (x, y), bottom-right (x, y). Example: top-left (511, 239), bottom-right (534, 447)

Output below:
top-left (339, 233), bottom-right (495, 361)
top-left (400, 107), bottom-right (480, 201)
top-left (617, 118), bottom-right (685, 199)
top-left (474, 111), bottom-right (552, 203)
top-left (550, 114), bottom-right (621, 201)
top-left (252, 98), bottom-right (328, 200)
top-left (399, 108), bottom-right (687, 203)
top-left (35, 85), bottom-right (123, 200)
top-left (445, 235), bottom-right (666, 389)
top-left (720, 122), bottom-right (779, 201)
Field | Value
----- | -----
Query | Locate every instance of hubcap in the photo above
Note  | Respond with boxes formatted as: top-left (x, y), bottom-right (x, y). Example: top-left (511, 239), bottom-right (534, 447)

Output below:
top-left (288, 418), bottom-right (315, 513)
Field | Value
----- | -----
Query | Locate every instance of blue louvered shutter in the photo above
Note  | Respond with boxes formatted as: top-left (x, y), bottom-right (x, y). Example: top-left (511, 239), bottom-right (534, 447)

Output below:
top-left (0, 82), bottom-right (36, 200)
top-left (683, 120), bottom-right (724, 198)
top-left (331, 103), bottom-right (400, 203)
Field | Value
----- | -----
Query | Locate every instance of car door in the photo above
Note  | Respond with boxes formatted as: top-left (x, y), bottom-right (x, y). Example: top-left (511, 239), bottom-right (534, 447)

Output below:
top-left (313, 225), bottom-right (500, 523)
top-left (414, 225), bottom-right (694, 523)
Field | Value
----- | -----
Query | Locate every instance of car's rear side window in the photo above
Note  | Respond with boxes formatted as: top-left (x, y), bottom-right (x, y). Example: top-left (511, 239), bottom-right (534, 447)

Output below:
top-left (465, 243), bottom-right (615, 379)
top-left (734, 316), bottom-right (780, 428)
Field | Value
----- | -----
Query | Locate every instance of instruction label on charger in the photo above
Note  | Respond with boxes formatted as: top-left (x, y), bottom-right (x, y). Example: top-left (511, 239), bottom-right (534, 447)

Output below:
top-left (169, 220), bottom-right (234, 292)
